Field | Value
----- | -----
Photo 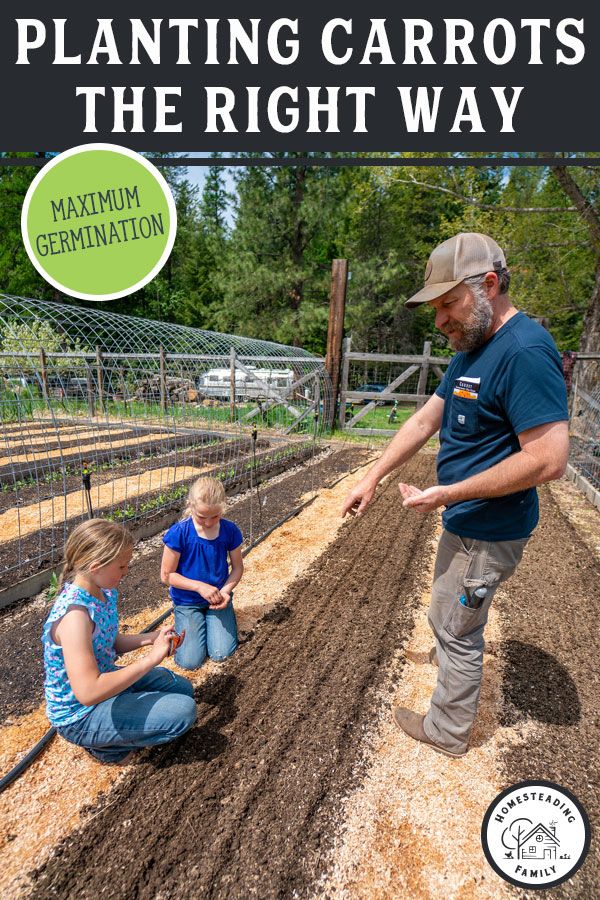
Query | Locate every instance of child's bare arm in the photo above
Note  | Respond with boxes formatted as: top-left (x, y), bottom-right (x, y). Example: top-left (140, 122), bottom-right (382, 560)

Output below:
top-left (221, 546), bottom-right (244, 596)
top-left (211, 547), bottom-right (244, 609)
top-left (161, 545), bottom-right (223, 603)
top-left (56, 609), bottom-right (174, 706)
top-left (113, 632), bottom-right (157, 654)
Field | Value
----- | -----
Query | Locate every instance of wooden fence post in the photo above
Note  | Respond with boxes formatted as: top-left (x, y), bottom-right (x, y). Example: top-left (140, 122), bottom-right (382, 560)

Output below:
top-left (338, 336), bottom-right (352, 430)
top-left (229, 348), bottom-right (236, 422)
top-left (86, 360), bottom-right (95, 418)
top-left (38, 348), bottom-right (48, 402)
top-left (95, 347), bottom-right (104, 414)
top-left (416, 340), bottom-right (431, 410)
top-left (325, 259), bottom-right (348, 429)
top-left (159, 346), bottom-right (167, 414)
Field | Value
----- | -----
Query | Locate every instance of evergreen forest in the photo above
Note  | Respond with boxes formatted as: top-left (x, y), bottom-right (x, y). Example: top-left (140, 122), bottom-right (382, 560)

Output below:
top-left (1, 152), bottom-right (599, 356)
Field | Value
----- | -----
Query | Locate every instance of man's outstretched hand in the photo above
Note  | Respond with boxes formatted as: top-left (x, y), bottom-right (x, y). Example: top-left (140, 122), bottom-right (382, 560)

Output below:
top-left (398, 483), bottom-right (450, 513)
top-left (341, 480), bottom-right (376, 517)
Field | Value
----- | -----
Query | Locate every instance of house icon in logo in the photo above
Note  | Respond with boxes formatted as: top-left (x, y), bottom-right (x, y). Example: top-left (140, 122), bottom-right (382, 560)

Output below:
top-left (502, 818), bottom-right (561, 861)
top-left (519, 823), bottom-right (560, 861)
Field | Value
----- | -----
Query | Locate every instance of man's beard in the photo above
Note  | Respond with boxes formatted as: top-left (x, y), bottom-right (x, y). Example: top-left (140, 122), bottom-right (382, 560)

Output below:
top-left (444, 293), bottom-right (494, 352)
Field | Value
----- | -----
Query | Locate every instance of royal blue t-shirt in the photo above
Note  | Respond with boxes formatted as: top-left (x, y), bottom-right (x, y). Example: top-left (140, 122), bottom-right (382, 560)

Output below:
top-left (163, 517), bottom-right (243, 606)
top-left (436, 312), bottom-right (568, 541)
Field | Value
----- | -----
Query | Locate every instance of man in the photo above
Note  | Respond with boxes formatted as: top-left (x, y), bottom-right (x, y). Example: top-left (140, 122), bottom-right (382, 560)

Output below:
top-left (342, 232), bottom-right (569, 758)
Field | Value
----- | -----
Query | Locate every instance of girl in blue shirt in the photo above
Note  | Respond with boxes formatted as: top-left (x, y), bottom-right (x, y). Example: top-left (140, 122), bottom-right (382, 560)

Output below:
top-left (161, 476), bottom-right (244, 670)
top-left (42, 520), bottom-right (196, 764)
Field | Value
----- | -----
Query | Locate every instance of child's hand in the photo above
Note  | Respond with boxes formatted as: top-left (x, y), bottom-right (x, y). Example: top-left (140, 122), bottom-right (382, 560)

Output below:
top-left (209, 590), bottom-right (231, 611)
top-left (197, 583), bottom-right (224, 605)
top-left (149, 625), bottom-right (177, 665)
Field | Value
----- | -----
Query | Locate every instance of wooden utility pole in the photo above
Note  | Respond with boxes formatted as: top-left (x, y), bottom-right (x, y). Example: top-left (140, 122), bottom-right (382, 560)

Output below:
top-left (159, 346), bottom-right (167, 414)
top-left (324, 259), bottom-right (348, 429)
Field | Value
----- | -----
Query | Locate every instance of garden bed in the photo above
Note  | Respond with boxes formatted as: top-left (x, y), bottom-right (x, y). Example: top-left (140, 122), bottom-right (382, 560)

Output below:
top-left (0, 440), bottom-right (321, 590)
top-left (0, 421), bottom-right (221, 482)
top-left (0, 455), bottom-right (597, 898)
top-left (0, 435), bottom-right (263, 514)
top-left (0, 445), bottom-right (369, 724)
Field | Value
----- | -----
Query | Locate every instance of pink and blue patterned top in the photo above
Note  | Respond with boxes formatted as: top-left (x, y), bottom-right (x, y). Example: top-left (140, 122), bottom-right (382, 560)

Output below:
top-left (42, 582), bottom-right (119, 727)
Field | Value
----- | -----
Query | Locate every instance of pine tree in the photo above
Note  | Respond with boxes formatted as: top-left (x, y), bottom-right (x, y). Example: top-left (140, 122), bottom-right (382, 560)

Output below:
top-left (200, 153), bottom-right (230, 250)
top-left (215, 153), bottom-right (347, 352)
top-left (0, 154), bottom-right (52, 298)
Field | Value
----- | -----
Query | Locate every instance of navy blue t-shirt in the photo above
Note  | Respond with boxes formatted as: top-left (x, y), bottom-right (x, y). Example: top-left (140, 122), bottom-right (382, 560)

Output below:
top-left (436, 312), bottom-right (568, 541)
top-left (163, 517), bottom-right (243, 606)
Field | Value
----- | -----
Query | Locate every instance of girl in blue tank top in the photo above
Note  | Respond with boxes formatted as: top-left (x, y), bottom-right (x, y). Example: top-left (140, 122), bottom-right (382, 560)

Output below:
top-left (42, 520), bottom-right (196, 764)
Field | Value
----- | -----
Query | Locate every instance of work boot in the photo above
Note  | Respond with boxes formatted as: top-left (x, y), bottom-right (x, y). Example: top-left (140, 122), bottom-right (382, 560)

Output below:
top-left (392, 707), bottom-right (467, 758)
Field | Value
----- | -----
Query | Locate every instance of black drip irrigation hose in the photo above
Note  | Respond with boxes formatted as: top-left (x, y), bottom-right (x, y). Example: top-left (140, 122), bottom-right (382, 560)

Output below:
top-left (0, 463), bottom-right (99, 793)
top-left (0, 725), bottom-right (56, 794)
top-left (0, 455), bottom-right (369, 795)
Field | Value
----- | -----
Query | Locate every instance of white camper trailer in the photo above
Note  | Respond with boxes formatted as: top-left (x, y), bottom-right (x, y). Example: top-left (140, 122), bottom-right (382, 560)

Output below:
top-left (197, 366), bottom-right (295, 401)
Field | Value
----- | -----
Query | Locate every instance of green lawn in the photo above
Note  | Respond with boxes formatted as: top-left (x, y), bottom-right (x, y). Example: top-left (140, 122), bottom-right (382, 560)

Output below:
top-left (345, 404), bottom-right (414, 431)
top-left (0, 393), bottom-right (315, 432)
top-left (0, 387), bottom-right (417, 440)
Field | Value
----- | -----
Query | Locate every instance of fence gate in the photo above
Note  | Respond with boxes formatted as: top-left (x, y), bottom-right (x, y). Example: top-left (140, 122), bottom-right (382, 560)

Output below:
top-left (236, 354), bottom-right (326, 433)
top-left (339, 339), bottom-right (451, 435)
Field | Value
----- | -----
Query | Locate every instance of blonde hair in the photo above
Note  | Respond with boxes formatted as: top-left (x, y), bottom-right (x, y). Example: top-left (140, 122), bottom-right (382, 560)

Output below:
top-left (58, 520), bottom-right (134, 592)
top-left (183, 476), bottom-right (227, 519)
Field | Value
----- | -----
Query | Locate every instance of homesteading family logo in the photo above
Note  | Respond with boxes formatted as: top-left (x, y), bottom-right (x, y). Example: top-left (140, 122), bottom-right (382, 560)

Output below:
top-left (481, 781), bottom-right (590, 889)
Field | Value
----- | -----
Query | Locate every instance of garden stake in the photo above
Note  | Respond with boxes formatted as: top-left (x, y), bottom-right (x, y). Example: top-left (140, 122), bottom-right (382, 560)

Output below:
top-left (250, 425), bottom-right (263, 531)
top-left (82, 461), bottom-right (94, 519)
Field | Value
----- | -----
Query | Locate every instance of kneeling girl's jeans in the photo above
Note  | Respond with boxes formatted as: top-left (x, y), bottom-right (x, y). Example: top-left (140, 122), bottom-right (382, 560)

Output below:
top-left (57, 667), bottom-right (196, 764)
top-left (173, 598), bottom-right (238, 670)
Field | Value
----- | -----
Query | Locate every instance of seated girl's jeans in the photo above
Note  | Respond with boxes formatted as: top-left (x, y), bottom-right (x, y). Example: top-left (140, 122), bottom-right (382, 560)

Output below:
top-left (173, 597), bottom-right (238, 670)
top-left (57, 667), bottom-right (196, 763)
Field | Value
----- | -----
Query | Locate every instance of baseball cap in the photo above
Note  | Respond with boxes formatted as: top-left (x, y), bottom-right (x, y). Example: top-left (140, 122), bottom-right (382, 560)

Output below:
top-left (405, 232), bottom-right (507, 309)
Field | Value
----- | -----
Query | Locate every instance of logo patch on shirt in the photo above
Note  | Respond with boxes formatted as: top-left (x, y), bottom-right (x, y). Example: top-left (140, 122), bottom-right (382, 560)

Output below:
top-left (453, 376), bottom-right (481, 400)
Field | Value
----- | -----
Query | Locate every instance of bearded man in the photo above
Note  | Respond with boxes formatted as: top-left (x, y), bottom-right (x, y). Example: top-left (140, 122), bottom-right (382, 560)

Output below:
top-left (342, 232), bottom-right (569, 758)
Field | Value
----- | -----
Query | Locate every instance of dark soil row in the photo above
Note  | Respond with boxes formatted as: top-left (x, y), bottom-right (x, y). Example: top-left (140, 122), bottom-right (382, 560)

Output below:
top-left (0, 440), bottom-right (314, 591)
top-left (0, 445), bottom-right (369, 724)
top-left (498, 488), bottom-right (600, 898)
top-left (29, 453), bottom-right (436, 900)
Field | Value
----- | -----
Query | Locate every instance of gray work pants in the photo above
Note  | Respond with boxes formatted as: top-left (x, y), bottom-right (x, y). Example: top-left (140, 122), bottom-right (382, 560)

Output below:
top-left (423, 529), bottom-right (529, 754)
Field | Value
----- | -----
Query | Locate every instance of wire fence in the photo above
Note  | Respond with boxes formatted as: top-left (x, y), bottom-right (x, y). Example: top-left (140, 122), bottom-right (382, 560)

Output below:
top-left (569, 358), bottom-right (600, 499)
top-left (0, 295), bottom-right (332, 592)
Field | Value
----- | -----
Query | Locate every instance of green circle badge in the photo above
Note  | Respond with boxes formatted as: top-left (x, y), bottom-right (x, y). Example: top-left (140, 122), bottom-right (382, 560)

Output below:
top-left (21, 144), bottom-right (177, 301)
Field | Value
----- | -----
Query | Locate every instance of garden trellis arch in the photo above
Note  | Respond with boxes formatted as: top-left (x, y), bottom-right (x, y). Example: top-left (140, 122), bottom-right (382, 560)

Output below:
top-left (0, 295), bottom-right (331, 600)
